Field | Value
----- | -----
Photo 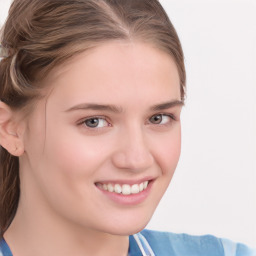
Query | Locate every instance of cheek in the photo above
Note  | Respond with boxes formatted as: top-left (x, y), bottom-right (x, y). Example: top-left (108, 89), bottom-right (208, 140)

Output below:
top-left (152, 126), bottom-right (181, 176)
top-left (32, 132), bottom-right (104, 213)
top-left (44, 129), bottom-right (110, 180)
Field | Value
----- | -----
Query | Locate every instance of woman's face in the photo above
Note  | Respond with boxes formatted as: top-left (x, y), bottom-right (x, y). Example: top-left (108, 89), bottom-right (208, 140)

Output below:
top-left (20, 41), bottom-right (183, 235)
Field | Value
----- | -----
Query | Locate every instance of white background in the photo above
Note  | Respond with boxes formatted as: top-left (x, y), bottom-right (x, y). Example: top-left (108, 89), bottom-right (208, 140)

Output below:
top-left (1, 0), bottom-right (255, 247)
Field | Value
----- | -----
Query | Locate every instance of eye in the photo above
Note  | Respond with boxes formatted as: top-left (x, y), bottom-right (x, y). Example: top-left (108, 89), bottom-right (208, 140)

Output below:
top-left (149, 114), bottom-right (174, 125)
top-left (82, 117), bottom-right (109, 128)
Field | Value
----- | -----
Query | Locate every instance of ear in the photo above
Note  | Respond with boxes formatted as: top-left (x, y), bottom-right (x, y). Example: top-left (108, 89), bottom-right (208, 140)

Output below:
top-left (0, 101), bottom-right (25, 156)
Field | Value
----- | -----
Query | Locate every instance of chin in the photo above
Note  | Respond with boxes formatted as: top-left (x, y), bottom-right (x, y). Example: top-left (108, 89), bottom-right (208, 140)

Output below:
top-left (102, 213), bottom-right (153, 236)
top-left (106, 224), bottom-right (148, 236)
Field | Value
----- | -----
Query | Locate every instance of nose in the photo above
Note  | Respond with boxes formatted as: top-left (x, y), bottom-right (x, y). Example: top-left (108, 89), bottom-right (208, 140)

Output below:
top-left (111, 127), bottom-right (154, 172)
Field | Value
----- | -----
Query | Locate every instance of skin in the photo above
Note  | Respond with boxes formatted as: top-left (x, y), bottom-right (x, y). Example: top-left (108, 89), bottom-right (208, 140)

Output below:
top-left (1, 41), bottom-right (183, 256)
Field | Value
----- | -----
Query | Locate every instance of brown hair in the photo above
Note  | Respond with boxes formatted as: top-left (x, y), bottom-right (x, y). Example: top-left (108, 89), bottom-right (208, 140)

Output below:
top-left (0, 0), bottom-right (186, 237)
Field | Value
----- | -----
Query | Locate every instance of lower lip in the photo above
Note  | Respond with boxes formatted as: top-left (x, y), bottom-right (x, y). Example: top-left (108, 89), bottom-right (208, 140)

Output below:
top-left (96, 181), bottom-right (154, 206)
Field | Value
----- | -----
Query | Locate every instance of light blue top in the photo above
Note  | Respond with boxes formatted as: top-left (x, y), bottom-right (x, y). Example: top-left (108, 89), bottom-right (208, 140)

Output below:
top-left (1, 229), bottom-right (256, 256)
top-left (129, 230), bottom-right (256, 256)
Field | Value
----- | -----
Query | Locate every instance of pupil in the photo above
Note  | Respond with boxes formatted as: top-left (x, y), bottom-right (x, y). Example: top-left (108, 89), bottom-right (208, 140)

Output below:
top-left (86, 118), bottom-right (99, 127)
top-left (151, 115), bottom-right (162, 124)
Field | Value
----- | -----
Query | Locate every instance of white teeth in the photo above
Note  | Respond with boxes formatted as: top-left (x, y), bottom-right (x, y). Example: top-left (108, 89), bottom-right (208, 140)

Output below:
top-left (131, 184), bottom-right (140, 194)
top-left (99, 181), bottom-right (150, 195)
top-left (114, 184), bottom-right (122, 194)
top-left (143, 181), bottom-right (148, 189)
top-left (107, 184), bottom-right (114, 192)
top-left (139, 182), bottom-right (144, 192)
top-left (122, 184), bottom-right (131, 195)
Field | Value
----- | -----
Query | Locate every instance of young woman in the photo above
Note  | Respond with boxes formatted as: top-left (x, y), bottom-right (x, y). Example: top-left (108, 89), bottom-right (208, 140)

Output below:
top-left (0, 0), bottom-right (255, 255)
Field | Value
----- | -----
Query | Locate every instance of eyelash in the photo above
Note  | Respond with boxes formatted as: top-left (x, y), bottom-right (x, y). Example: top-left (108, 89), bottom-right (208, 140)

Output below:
top-left (77, 116), bottom-right (110, 129)
top-left (77, 113), bottom-right (176, 129)
top-left (148, 113), bottom-right (176, 126)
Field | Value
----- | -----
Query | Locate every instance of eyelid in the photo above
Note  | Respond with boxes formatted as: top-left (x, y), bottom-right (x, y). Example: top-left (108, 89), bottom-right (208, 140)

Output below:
top-left (147, 113), bottom-right (177, 125)
top-left (76, 112), bottom-right (178, 130)
top-left (150, 112), bottom-right (176, 120)
top-left (162, 113), bottom-right (176, 120)
top-left (77, 115), bottom-right (111, 127)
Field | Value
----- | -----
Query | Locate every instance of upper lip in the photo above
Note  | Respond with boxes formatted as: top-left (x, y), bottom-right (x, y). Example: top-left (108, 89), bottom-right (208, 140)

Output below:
top-left (95, 176), bottom-right (155, 185)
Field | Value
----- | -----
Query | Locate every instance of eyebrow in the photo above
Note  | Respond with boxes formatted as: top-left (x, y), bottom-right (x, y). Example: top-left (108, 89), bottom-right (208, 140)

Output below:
top-left (65, 103), bottom-right (123, 113)
top-left (150, 100), bottom-right (184, 111)
top-left (65, 100), bottom-right (184, 113)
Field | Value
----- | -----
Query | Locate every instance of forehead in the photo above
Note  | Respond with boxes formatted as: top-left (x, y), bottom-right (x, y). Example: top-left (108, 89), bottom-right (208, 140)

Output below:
top-left (43, 41), bottom-right (181, 107)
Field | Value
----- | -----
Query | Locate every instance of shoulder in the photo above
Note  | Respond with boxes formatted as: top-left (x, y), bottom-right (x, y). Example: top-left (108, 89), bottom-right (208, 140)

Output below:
top-left (140, 229), bottom-right (224, 256)
top-left (139, 229), bottom-right (256, 256)
top-left (0, 238), bottom-right (12, 256)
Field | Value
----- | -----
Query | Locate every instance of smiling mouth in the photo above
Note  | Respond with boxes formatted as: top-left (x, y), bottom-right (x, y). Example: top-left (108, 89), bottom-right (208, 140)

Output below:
top-left (95, 181), bottom-right (150, 195)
